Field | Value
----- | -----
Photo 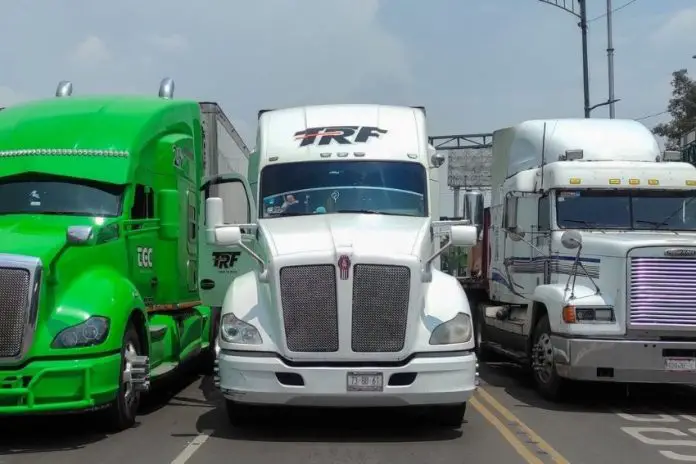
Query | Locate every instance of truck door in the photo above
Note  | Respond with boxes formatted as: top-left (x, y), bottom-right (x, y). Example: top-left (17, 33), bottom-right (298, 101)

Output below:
top-left (126, 183), bottom-right (157, 307)
top-left (198, 174), bottom-right (257, 311)
top-left (502, 194), bottom-right (536, 299)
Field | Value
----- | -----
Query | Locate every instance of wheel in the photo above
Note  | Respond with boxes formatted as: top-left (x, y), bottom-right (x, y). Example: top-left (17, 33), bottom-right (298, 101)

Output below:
top-left (100, 324), bottom-right (148, 432)
top-left (225, 399), bottom-right (257, 427)
top-left (474, 307), bottom-right (492, 362)
top-left (531, 314), bottom-right (567, 401)
top-left (430, 403), bottom-right (467, 428)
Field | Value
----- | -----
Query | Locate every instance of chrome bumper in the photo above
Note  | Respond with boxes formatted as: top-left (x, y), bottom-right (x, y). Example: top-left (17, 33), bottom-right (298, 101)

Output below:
top-left (551, 335), bottom-right (696, 383)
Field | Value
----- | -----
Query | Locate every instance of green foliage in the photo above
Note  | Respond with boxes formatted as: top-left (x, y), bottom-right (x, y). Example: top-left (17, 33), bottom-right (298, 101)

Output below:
top-left (653, 69), bottom-right (696, 149)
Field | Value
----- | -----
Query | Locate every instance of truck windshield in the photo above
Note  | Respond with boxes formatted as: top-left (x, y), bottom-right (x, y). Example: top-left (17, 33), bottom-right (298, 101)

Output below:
top-left (0, 175), bottom-right (123, 217)
top-left (259, 160), bottom-right (428, 218)
top-left (556, 189), bottom-right (696, 230)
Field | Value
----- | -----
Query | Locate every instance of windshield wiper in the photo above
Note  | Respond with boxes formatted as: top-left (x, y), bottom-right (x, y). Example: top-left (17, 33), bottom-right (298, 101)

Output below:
top-left (563, 219), bottom-right (597, 228)
top-left (635, 219), bottom-right (669, 228)
top-left (335, 209), bottom-right (401, 216)
top-left (649, 196), bottom-right (696, 230)
top-left (274, 211), bottom-right (310, 217)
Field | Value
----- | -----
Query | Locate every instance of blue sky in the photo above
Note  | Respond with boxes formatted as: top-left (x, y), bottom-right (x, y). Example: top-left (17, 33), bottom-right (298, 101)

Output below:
top-left (0, 0), bottom-right (693, 143)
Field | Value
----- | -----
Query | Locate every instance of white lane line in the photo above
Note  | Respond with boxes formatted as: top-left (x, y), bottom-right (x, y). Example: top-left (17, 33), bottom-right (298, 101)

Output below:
top-left (171, 430), bottom-right (213, 464)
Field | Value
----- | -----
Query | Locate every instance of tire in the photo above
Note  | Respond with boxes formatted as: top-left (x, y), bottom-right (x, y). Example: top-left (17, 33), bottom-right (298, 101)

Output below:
top-left (101, 324), bottom-right (143, 432)
top-left (200, 307), bottom-right (221, 375)
top-left (472, 301), bottom-right (492, 362)
top-left (226, 399), bottom-right (257, 427)
top-left (530, 314), bottom-right (567, 401)
top-left (430, 403), bottom-right (467, 428)
top-left (474, 307), bottom-right (492, 362)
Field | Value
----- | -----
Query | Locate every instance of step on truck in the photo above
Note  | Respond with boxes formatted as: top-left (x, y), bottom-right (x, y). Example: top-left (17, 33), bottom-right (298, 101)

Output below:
top-left (205, 104), bottom-right (480, 427)
top-left (0, 79), bottom-right (249, 430)
top-left (464, 118), bottom-right (696, 400)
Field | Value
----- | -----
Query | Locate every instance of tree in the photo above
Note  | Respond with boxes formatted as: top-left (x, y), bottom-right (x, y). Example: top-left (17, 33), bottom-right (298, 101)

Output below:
top-left (653, 69), bottom-right (696, 149)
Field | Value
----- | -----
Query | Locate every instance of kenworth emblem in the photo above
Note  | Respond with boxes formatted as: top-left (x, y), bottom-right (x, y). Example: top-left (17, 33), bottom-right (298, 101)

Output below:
top-left (664, 248), bottom-right (696, 257)
top-left (338, 255), bottom-right (351, 280)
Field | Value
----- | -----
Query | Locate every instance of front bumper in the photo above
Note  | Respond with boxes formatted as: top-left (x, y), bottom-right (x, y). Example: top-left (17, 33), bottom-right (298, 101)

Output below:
top-left (216, 350), bottom-right (478, 407)
top-left (0, 353), bottom-right (122, 414)
top-left (551, 335), bottom-right (696, 383)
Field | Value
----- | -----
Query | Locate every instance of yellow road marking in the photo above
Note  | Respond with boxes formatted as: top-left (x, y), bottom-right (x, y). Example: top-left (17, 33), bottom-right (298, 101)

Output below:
top-left (477, 388), bottom-right (570, 464)
top-left (470, 397), bottom-right (544, 464)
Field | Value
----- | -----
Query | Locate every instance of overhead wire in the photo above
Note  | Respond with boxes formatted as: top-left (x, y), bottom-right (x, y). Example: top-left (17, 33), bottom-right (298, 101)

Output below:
top-left (588, 0), bottom-right (639, 23)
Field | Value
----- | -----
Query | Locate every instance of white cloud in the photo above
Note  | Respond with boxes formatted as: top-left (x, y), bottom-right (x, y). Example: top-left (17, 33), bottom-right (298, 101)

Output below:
top-left (70, 35), bottom-right (110, 66)
top-left (650, 6), bottom-right (696, 46)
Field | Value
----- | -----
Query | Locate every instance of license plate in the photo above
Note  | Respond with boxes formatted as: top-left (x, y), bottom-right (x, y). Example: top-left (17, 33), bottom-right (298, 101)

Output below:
top-left (664, 358), bottom-right (696, 371)
top-left (347, 372), bottom-right (383, 392)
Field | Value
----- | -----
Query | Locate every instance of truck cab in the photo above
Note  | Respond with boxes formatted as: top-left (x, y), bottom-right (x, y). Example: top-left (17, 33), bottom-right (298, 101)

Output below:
top-left (205, 104), bottom-right (479, 428)
top-left (0, 79), bottom-right (243, 431)
top-left (469, 118), bottom-right (696, 400)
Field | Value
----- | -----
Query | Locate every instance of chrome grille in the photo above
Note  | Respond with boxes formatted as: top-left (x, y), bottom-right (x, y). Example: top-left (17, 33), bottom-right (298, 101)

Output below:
top-left (352, 265), bottom-right (410, 352)
top-left (280, 265), bottom-right (339, 352)
top-left (629, 257), bottom-right (696, 327)
top-left (0, 267), bottom-right (31, 358)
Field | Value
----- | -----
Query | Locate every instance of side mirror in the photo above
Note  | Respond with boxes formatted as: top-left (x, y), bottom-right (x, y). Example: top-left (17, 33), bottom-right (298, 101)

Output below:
top-left (205, 197), bottom-right (242, 246)
top-left (215, 226), bottom-right (243, 246)
top-left (463, 190), bottom-right (484, 228)
top-left (158, 189), bottom-right (179, 240)
top-left (450, 225), bottom-right (477, 247)
top-left (66, 225), bottom-right (98, 246)
top-left (561, 230), bottom-right (583, 249)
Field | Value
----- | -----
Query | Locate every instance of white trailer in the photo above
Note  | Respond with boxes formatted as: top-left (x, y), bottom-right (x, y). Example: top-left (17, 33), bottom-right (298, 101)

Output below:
top-left (205, 104), bottom-right (479, 428)
top-left (464, 118), bottom-right (696, 400)
top-left (199, 102), bottom-right (250, 178)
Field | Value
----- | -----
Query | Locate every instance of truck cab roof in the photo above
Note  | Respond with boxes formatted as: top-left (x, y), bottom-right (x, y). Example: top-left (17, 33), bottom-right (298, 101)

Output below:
top-left (257, 104), bottom-right (428, 165)
top-left (0, 96), bottom-right (201, 184)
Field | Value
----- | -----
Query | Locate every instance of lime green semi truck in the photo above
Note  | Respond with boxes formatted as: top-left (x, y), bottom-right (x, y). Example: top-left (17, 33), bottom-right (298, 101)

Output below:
top-left (0, 79), bottom-right (250, 431)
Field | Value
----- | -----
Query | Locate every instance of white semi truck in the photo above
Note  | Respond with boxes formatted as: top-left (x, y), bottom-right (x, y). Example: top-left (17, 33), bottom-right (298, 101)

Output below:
top-left (466, 118), bottom-right (696, 400)
top-left (205, 104), bottom-right (479, 427)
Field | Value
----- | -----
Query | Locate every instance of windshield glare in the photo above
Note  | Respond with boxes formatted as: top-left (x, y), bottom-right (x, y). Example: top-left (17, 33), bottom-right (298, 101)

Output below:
top-left (556, 189), bottom-right (696, 230)
top-left (0, 174), bottom-right (124, 217)
top-left (259, 160), bottom-right (428, 218)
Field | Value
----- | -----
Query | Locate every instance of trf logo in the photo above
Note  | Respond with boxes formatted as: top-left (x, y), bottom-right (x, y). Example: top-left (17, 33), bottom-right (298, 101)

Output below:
top-left (294, 126), bottom-right (388, 147)
top-left (213, 251), bottom-right (240, 270)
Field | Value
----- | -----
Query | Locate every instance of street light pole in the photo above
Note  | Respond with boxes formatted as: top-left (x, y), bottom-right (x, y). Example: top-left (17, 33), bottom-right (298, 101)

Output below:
top-left (606, 0), bottom-right (616, 118)
top-left (539, 0), bottom-right (620, 117)
top-left (579, 0), bottom-right (591, 118)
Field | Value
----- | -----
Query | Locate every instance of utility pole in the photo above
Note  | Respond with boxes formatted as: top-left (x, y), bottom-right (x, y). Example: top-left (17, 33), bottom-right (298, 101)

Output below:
top-left (606, 0), bottom-right (616, 118)
top-left (538, 0), bottom-right (619, 117)
top-left (579, 0), bottom-right (591, 118)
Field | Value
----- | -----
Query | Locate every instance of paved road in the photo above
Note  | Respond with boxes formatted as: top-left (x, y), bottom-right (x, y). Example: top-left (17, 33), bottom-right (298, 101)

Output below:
top-left (3, 362), bottom-right (696, 464)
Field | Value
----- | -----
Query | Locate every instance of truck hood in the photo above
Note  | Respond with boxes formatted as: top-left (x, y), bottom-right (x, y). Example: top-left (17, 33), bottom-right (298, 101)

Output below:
top-left (258, 214), bottom-right (431, 258)
top-left (0, 216), bottom-right (72, 264)
top-left (566, 230), bottom-right (696, 258)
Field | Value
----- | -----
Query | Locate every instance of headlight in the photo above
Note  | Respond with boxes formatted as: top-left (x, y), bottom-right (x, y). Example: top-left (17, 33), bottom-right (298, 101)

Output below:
top-left (220, 313), bottom-right (262, 345)
top-left (51, 316), bottom-right (110, 349)
top-left (562, 305), bottom-right (615, 323)
top-left (429, 312), bottom-right (473, 345)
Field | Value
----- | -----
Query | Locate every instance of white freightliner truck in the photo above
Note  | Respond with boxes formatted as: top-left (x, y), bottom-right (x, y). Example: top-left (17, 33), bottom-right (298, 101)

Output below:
top-left (465, 118), bottom-right (696, 400)
top-left (205, 104), bottom-right (479, 427)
